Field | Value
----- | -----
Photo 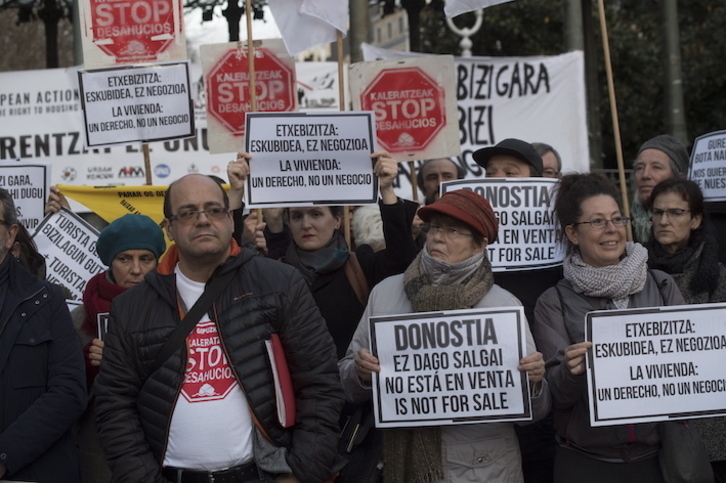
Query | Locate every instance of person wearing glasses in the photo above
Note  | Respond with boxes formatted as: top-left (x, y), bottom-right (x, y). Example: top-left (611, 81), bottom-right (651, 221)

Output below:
top-left (646, 178), bottom-right (726, 479)
top-left (340, 189), bottom-right (550, 482)
top-left (647, 178), bottom-right (726, 304)
top-left (532, 142), bottom-right (563, 179)
top-left (533, 173), bottom-right (685, 482)
top-left (94, 174), bottom-right (343, 483)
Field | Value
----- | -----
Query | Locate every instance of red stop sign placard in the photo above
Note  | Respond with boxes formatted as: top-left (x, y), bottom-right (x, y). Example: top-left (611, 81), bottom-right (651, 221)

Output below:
top-left (361, 67), bottom-right (446, 153)
top-left (90, 0), bottom-right (178, 62)
top-left (206, 48), bottom-right (296, 135)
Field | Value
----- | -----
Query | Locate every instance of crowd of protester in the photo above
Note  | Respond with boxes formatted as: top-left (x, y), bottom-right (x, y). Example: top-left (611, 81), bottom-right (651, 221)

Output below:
top-left (0, 135), bottom-right (724, 483)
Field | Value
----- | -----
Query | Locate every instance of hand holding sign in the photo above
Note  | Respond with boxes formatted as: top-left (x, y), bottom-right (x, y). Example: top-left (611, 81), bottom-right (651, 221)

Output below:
top-left (373, 151), bottom-right (398, 205)
top-left (227, 152), bottom-right (251, 211)
top-left (355, 348), bottom-right (381, 383)
top-left (518, 351), bottom-right (546, 384)
top-left (565, 341), bottom-right (593, 375)
top-left (88, 338), bottom-right (104, 367)
top-left (44, 185), bottom-right (70, 214)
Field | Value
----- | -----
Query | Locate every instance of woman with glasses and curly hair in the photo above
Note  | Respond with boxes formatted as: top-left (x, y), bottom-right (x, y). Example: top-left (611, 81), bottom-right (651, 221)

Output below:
top-left (533, 173), bottom-right (687, 482)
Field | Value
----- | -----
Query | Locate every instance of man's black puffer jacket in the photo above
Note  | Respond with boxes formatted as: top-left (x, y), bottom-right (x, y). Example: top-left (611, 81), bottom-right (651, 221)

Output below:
top-left (95, 246), bottom-right (343, 483)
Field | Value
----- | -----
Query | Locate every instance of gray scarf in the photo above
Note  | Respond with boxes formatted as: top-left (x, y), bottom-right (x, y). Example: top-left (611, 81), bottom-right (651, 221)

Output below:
top-left (383, 248), bottom-right (493, 483)
top-left (630, 201), bottom-right (652, 244)
top-left (564, 242), bottom-right (648, 310)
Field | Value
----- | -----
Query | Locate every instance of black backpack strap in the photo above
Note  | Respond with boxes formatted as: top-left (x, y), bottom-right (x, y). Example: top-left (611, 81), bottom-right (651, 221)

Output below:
top-left (149, 268), bottom-right (236, 375)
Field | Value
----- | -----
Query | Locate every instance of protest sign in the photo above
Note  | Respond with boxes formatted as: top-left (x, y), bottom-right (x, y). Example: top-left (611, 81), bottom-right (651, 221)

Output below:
top-left (441, 178), bottom-right (564, 271)
top-left (0, 61), bottom-right (339, 187)
top-left (201, 40), bottom-right (297, 154)
top-left (78, 62), bottom-right (194, 147)
top-left (245, 112), bottom-right (377, 208)
top-left (78, 0), bottom-right (186, 68)
top-left (350, 55), bottom-right (460, 163)
top-left (32, 208), bottom-right (105, 301)
top-left (362, 44), bottom-right (589, 198)
top-left (58, 184), bottom-right (170, 224)
top-left (586, 303), bottom-right (726, 427)
top-left (370, 307), bottom-right (531, 428)
top-left (0, 161), bottom-right (50, 231)
top-left (688, 129), bottom-right (726, 202)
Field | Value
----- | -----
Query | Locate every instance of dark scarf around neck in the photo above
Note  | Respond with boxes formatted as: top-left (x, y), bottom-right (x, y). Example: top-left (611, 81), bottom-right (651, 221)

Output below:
top-left (648, 229), bottom-right (720, 297)
top-left (285, 230), bottom-right (349, 285)
top-left (81, 270), bottom-right (127, 337)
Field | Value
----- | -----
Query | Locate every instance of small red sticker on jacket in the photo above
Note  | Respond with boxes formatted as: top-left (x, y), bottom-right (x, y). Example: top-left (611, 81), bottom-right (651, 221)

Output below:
top-left (181, 321), bottom-right (237, 402)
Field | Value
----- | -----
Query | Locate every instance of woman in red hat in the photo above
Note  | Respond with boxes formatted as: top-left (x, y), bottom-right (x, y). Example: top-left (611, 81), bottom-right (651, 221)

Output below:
top-left (339, 188), bottom-right (550, 482)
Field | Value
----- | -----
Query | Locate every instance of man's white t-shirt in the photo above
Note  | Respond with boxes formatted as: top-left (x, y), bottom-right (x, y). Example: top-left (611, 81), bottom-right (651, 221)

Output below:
top-left (163, 266), bottom-right (254, 470)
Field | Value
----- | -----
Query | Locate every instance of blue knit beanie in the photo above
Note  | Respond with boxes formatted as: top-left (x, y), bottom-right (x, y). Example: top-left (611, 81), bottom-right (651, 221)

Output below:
top-left (97, 214), bottom-right (166, 266)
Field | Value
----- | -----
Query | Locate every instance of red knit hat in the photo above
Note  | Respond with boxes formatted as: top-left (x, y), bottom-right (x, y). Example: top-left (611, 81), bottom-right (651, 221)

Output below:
top-left (418, 189), bottom-right (499, 243)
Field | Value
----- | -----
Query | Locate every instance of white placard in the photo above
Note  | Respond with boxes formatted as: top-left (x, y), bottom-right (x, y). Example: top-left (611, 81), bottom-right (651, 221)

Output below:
top-left (0, 161), bottom-right (50, 232)
top-left (32, 208), bottom-right (106, 301)
top-left (586, 303), bottom-right (726, 427)
top-left (688, 129), bottom-right (726, 202)
top-left (78, 61), bottom-right (194, 147)
top-left (441, 178), bottom-right (564, 271)
top-left (245, 111), bottom-right (377, 207)
top-left (370, 307), bottom-right (531, 428)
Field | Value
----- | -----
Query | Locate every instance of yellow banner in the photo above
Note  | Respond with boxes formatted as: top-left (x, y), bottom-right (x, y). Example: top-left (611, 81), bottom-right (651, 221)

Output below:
top-left (59, 185), bottom-right (169, 225)
top-left (58, 184), bottom-right (231, 225)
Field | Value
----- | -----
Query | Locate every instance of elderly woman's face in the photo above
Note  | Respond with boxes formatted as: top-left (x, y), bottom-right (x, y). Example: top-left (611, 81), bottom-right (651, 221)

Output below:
top-left (652, 191), bottom-right (701, 254)
top-left (111, 249), bottom-right (157, 288)
top-left (565, 195), bottom-right (627, 268)
top-left (290, 206), bottom-right (340, 251)
top-left (425, 215), bottom-right (484, 264)
top-left (634, 149), bottom-right (675, 204)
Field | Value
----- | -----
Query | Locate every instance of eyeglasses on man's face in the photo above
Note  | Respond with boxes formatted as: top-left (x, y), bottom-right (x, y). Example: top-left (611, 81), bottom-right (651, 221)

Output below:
top-left (168, 206), bottom-right (228, 224)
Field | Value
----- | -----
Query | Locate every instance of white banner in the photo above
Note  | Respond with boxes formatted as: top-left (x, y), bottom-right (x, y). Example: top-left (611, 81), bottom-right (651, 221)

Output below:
top-left (370, 307), bottom-right (531, 428)
top-left (362, 44), bottom-right (589, 199)
top-left (32, 208), bottom-right (105, 301)
top-left (441, 178), bottom-right (564, 271)
top-left (586, 303), bottom-right (726, 427)
top-left (78, 62), bottom-right (194, 147)
top-left (0, 61), bottom-right (343, 188)
top-left (688, 129), bottom-right (726, 202)
top-left (0, 161), bottom-right (50, 231)
top-left (245, 112), bottom-right (377, 207)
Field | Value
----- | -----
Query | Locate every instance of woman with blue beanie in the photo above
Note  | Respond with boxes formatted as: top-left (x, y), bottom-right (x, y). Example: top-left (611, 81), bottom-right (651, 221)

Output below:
top-left (73, 214), bottom-right (166, 483)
